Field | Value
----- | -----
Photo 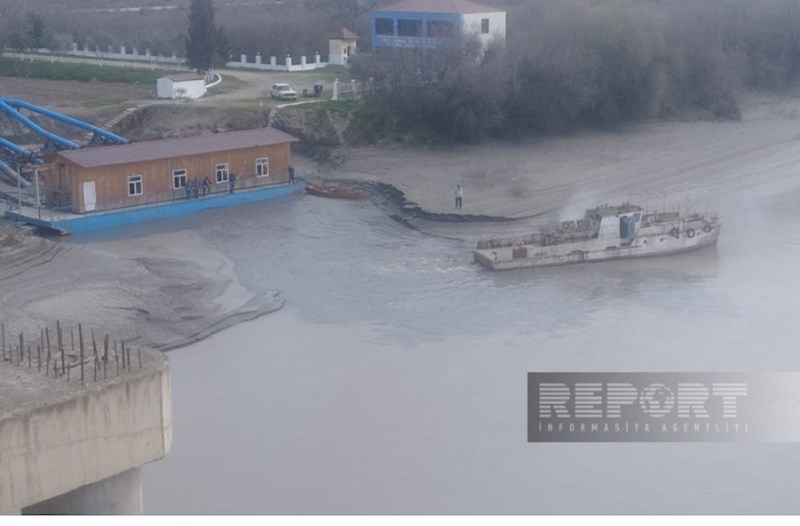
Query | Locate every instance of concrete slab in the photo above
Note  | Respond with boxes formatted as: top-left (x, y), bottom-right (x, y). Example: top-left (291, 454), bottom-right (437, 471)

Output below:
top-left (0, 346), bottom-right (171, 513)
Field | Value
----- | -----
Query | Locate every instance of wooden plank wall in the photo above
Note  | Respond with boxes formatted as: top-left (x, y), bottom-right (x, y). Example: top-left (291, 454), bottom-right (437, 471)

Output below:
top-left (61, 143), bottom-right (293, 213)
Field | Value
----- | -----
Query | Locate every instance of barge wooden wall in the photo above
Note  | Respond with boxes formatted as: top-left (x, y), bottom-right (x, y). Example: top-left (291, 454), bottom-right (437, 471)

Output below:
top-left (58, 143), bottom-right (293, 213)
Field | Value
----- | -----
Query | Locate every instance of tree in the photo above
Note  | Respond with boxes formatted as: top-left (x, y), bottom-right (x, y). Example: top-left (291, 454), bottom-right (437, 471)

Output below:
top-left (5, 19), bottom-right (31, 52)
top-left (0, 0), bottom-right (26, 57)
top-left (186, 0), bottom-right (217, 72)
top-left (27, 12), bottom-right (45, 50)
top-left (0, 2), bottom-right (34, 53)
top-left (313, 0), bottom-right (378, 30)
top-left (214, 27), bottom-right (231, 67)
top-left (353, 35), bottom-right (511, 142)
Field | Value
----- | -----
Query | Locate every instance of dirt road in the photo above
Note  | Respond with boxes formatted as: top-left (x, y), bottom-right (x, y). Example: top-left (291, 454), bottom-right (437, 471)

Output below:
top-left (1, 51), bottom-right (336, 105)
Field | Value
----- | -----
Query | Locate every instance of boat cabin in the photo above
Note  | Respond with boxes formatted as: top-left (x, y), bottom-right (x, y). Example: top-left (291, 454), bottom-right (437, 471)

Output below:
top-left (585, 204), bottom-right (642, 246)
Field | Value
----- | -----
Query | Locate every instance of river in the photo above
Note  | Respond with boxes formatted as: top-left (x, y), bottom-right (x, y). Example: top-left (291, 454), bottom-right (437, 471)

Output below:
top-left (124, 186), bottom-right (800, 514)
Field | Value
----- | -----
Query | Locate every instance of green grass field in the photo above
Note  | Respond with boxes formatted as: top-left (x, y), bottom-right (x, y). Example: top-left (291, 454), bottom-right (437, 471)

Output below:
top-left (0, 58), bottom-right (178, 84)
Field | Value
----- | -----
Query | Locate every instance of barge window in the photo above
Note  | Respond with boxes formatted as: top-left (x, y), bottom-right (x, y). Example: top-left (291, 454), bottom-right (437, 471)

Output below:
top-left (127, 175), bottom-right (143, 196)
top-left (256, 157), bottom-right (269, 177)
top-left (173, 169), bottom-right (187, 189)
top-left (215, 163), bottom-right (229, 183)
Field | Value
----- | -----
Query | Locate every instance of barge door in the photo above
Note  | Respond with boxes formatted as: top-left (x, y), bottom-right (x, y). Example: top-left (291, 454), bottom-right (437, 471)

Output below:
top-left (83, 181), bottom-right (96, 212)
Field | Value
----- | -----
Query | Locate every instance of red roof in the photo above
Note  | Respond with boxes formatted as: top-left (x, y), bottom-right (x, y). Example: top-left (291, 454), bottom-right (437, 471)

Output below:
top-left (57, 128), bottom-right (299, 169)
top-left (378, 0), bottom-right (502, 14)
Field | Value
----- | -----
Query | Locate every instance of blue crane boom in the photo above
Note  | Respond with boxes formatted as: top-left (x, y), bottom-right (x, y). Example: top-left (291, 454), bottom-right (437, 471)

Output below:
top-left (0, 97), bottom-right (127, 189)
top-left (0, 99), bottom-right (80, 150)
top-left (1, 98), bottom-right (128, 146)
top-left (0, 136), bottom-right (43, 165)
top-left (0, 158), bottom-right (31, 188)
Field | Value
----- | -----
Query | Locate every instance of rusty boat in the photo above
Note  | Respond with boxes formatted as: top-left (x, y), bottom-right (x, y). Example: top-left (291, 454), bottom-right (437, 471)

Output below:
top-left (474, 200), bottom-right (721, 270)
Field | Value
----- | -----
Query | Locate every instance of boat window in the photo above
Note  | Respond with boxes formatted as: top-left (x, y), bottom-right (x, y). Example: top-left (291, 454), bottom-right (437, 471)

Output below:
top-left (619, 215), bottom-right (635, 240)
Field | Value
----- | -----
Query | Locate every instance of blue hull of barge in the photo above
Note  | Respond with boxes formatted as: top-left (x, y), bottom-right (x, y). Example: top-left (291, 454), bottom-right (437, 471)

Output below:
top-left (5, 182), bottom-right (305, 235)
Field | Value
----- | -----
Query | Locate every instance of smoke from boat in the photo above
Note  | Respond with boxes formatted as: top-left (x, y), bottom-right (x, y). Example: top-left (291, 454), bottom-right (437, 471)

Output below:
top-left (558, 192), bottom-right (603, 222)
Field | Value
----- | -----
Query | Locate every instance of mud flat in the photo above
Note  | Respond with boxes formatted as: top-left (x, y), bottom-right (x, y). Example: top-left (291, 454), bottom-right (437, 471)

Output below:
top-left (317, 91), bottom-right (800, 227)
top-left (0, 223), bottom-right (283, 351)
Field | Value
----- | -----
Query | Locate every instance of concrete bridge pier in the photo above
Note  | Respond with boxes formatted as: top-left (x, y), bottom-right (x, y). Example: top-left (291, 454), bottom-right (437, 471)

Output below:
top-left (0, 345), bottom-right (171, 515)
top-left (22, 468), bottom-right (142, 515)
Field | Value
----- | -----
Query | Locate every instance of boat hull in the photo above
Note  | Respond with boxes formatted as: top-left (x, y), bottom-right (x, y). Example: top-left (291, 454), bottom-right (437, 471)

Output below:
top-left (474, 224), bottom-right (721, 270)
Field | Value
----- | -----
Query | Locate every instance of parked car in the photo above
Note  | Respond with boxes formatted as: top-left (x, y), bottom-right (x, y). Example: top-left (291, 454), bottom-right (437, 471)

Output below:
top-left (270, 83), bottom-right (297, 101)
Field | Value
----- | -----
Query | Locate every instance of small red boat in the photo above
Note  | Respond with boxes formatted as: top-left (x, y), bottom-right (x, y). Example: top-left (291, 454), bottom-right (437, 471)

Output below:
top-left (305, 182), bottom-right (365, 200)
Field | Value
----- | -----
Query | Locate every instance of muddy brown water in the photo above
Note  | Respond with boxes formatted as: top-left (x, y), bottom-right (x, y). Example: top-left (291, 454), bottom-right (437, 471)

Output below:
top-left (92, 184), bottom-right (800, 514)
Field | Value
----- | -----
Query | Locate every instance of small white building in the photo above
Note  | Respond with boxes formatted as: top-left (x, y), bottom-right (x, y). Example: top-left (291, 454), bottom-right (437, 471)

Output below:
top-left (329, 28), bottom-right (359, 66)
top-left (156, 73), bottom-right (207, 99)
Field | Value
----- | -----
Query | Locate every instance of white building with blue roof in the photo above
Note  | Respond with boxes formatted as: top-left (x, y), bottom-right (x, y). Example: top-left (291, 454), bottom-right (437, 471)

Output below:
top-left (371, 0), bottom-right (506, 51)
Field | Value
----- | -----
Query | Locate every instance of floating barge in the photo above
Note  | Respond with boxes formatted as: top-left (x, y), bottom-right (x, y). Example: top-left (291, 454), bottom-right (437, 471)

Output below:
top-left (5, 182), bottom-right (305, 235)
top-left (474, 203), bottom-right (721, 270)
top-left (2, 128), bottom-right (303, 235)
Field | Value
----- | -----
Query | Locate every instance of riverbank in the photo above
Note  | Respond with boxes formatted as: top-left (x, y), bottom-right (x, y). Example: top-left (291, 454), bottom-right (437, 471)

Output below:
top-left (307, 90), bottom-right (800, 225)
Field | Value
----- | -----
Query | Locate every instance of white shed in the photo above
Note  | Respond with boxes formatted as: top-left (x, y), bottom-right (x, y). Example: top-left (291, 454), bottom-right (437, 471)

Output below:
top-left (329, 28), bottom-right (359, 66)
top-left (156, 73), bottom-right (207, 99)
